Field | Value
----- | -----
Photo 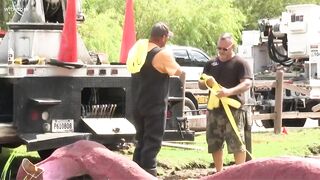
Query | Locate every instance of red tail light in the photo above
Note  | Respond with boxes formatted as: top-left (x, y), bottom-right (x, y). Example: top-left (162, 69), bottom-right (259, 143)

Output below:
top-left (87, 69), bottom-right (95, 76)
top-left (27, 68), bottom-right (35, 75)
top-left (30, 110), bottom-right (40, 121)
top-left (166, 110), bottom-right (172, 119)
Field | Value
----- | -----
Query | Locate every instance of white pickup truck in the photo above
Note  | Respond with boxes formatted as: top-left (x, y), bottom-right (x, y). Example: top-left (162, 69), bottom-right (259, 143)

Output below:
top-left (167, 45), bottom-right (210, 116)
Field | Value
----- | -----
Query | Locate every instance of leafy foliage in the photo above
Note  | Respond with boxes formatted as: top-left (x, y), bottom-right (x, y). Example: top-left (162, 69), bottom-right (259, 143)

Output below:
top-left (234, 0), bottom-right (320, 29)
top-left (80, 0), bottom-right (245, 61)
top-left (1, 0), bottom-right (320, 61)
top-left (0, 0), bottom-right (14, 29)
top-left (79, 8), bottom-right (123, 61)
top-left (135, 0), bottom-right (245, 55)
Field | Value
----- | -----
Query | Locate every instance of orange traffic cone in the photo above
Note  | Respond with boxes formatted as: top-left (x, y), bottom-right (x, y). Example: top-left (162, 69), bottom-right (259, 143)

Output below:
top-left (58, 0), bottom-right (77, 62)
top-left (119, 0), bottom-right (136, 64)
top-left (282, 126), bottom-right (288, 135)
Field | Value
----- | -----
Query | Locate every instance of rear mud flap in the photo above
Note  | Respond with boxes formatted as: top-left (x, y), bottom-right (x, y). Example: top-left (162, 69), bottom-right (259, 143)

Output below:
top-left (19, 132), bottom-right (91, 151)
top-left (82, 118), bottom-right (136, 135)
top-left (82, 118), bottom-right (136, 145)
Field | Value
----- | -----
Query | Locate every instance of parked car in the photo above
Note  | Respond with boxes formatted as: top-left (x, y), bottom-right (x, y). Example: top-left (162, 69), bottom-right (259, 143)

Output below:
top-left (166, 45), bottom-right (211, 116)
top-left (167, 45), bottom-right (210, 66)
top-left (166, 45), bottom-right (211, 81)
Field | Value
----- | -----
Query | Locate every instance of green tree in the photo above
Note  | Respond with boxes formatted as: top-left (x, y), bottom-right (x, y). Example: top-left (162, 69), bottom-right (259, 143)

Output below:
top-left (0, 0), bottom-right (14, 30)
top-left (1, 0), bottom-right (246, 61)
top-left (3, 0), bottom-right (320, 62)
top-left (80, 0), bottom-right (245, 61)
top-left (134, 0), bottom-right (245, 56)
top-left (79, 9), bottom-right (123, 62)
top-left (234, 0), bottom-right (320, 30)
top-left (80, 0), bottom-right (126, 62)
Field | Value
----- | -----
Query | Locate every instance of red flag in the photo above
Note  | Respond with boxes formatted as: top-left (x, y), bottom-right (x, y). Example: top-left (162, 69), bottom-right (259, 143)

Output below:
top-left (282, 126), bottom-right (288, 135)
top-left (0, 30), bottom-right (6, 38)
top-left (120, 0), bottom-right (136, 64)
top-left (58, 0), bottom-right (77, 62)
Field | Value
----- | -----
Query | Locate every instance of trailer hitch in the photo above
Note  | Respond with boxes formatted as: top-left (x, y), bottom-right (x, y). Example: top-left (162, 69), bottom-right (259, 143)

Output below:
top-left (176, 117), bottom-right (187, 138)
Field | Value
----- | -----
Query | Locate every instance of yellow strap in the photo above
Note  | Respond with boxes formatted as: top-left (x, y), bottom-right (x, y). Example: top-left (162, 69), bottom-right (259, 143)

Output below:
top-left (126, 39), bottom-right (149, 73)
top-left (201, 73), bottom-right (253, 158)
top-left (13, 56), bottom-right (45, 65)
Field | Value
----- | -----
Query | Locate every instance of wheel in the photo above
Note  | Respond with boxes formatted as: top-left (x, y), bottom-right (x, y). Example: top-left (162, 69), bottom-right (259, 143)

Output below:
top-left (306, 100), bottom-right (320, 119)
top-left (282, 99), bottom-right (306, 127)
top-left (261, 119), bottom-right (274, 128)
top-left (184, 98), bottom-right (197, 116)
top-left (283, 118), bottom-right (306, 127)
top-left (262, 118), bottom-right (306, 128)
top-left (260, 107), bottom-right (274, 128)
top-left (38, 149), bottom-right (56, 160)
top-left (305, 100), bottom-right (320, 127)
top-left (283, 100), bottom-right (320, 127)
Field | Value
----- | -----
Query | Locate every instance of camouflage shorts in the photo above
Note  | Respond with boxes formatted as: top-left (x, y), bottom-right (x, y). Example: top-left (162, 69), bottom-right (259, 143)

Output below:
top-left (206, 108), bottom-right (246, 154)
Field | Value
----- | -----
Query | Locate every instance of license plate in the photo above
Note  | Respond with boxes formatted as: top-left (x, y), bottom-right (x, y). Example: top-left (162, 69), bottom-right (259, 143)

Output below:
top-left (52, 119), bottom-right (74, 132)
top-left (196, 95), bottom-right (208, 104)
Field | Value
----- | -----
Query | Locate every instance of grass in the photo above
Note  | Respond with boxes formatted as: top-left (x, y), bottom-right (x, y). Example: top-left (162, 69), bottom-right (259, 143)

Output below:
top-left (1, 127), bottom-right (320, 177)
top-left (0, 146), bottom-right (40, 179)
top-left (252, 128), bottom-right (320, 157)
top-left (157, 127), bottom-right (320, 170)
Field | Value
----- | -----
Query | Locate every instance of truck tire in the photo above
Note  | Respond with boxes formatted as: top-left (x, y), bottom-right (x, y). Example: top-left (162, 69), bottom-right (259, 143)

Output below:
top-left (305, 100), bottom-right (320, 126)
top-left (38, 149), bottom-right (56, 160)
top-left (261, 102), bottom-right (308, 128)
top-left (260, 107), bottom-right (274, 128)
top-left (262, 117), bottom-right (306, 128)
top-left (184, 98), bottom-right (197, 116)
top-left (262, 118), bottom-right (306, 128)
top-left (282, 100), bottom-right (320, 127)
top-left (283, 119), bottom-right (306, 127)
top-left (261, 120), bottom-right (274, 128)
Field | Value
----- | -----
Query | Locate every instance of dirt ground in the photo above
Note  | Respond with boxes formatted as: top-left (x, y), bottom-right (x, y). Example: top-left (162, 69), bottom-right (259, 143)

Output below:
top-left (158, 156), bottom-right (320, 180)
top-left (158, 168), bottom-right (216, 180)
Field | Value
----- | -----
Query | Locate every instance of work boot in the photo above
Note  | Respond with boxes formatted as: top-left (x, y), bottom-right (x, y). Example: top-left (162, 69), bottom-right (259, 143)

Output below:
top-left (144, 168), bottom-right (157, 177)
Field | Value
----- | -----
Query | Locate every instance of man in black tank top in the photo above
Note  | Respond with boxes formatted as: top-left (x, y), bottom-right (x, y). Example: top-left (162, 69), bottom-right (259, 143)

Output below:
top-left (131, 22), bottom-right (185, 176)
top-left (198, 33), bottom-right (252, 172)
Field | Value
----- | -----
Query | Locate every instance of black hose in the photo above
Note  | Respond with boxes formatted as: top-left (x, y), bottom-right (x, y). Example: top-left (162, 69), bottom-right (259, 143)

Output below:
top-left (267, 29), bottom-right (293, 67)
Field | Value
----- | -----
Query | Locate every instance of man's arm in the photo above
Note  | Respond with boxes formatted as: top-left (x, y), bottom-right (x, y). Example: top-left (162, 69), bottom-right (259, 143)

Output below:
top-left (175, 70), bottom-right (186, 84)
top-left (217, 78), bottom-right (252, 98)
top-left (157, 49), bottom-right (186, 85)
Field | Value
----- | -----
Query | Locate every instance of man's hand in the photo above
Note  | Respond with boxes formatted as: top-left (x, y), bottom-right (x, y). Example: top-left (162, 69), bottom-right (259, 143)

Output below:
top-left (216, 78), bottom-right (252, 97)
top-left (205, 76), bottom-right (215, 88)
top-left (198, 74), bottom-right (216, 90)
top-left (216, 87), bottom-right (232, 98)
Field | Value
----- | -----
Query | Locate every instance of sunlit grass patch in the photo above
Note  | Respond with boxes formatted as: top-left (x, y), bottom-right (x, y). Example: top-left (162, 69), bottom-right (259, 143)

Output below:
top-left (0, 146), bottom-right (40, 179)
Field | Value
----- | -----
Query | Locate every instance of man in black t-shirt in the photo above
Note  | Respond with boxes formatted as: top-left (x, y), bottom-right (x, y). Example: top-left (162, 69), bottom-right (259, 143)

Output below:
top-left (198, 33), bottom-right (252, 172)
